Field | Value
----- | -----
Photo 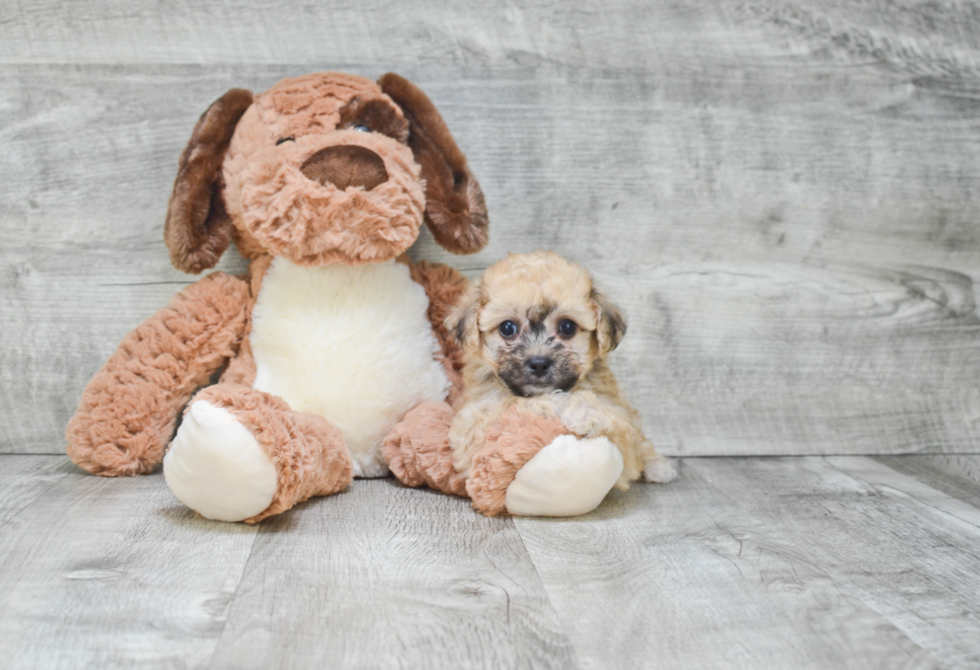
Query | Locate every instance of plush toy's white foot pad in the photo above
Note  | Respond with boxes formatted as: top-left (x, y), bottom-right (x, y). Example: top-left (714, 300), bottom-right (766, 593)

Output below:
top-left (643, 456), bottom-right (677, 483)
top-left (163, 400), bottom-right (278, 522)
top-left (505, 435), bottom-right (623, 517)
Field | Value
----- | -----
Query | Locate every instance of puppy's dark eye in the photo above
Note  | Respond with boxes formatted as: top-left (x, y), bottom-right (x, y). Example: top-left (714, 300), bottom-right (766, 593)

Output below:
top-left (352, 124), bottom-right (370, 133)
top-left (499, 320), bottom-right (518, 339)
top-left (558, 319), bottom-right (578, 338)
top-left (276, 136), bottom-right (295, 145)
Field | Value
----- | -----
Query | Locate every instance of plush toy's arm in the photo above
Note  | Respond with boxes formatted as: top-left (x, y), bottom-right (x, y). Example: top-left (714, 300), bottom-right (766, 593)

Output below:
top-left (406, 259), bottom-right (469, 393)
top-left (383, 260), bottom-right (471, 491)
top-left (66, 272), bottom-right (251, 476)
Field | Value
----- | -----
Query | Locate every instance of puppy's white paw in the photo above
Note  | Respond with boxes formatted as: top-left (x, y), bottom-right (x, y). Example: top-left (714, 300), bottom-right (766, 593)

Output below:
top-left (643, 455), bottom-right (677, 483)
top-left (163, 400), bottom-right (278, 522)
top-left (560, 395), bottom-right (602, 436)
top-left (505, 435), bottom-right (623, 517)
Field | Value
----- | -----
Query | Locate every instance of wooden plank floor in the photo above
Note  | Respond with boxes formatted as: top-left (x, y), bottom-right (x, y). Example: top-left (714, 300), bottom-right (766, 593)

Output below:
top-left (1, 455), bottom-right (979, 669)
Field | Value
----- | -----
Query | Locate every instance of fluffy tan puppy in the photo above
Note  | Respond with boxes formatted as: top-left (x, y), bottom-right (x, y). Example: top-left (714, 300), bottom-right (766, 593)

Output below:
top-left (448, 250), bottom-right (675, 490)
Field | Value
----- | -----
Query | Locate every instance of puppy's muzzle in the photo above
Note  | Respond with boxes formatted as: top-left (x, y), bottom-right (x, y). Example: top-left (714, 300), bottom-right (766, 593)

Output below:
top-left (300, 145), bottom-right (389, 191)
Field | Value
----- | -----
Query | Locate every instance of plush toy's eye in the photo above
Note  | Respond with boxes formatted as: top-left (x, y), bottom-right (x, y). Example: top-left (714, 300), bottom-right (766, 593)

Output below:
top-left (276, 136), bottom-right (295, 146)
top-left (499, 320), bottom-right (518, 339)
top-left (558, 319), bottom-right (578, 338)
top-left (352, 124), bottom-right (370, 133)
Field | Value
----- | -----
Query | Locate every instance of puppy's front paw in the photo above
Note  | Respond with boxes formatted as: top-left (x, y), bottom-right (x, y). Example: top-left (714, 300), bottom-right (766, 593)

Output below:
top-left (560, 393), bottom-right (603, 436)
top-left (643, 455), bottom-right (677, 483)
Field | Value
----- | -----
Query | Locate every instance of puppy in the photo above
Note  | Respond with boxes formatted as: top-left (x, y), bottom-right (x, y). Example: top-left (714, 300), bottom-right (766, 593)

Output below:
top-left (447, 250), bottom-right (675, 490)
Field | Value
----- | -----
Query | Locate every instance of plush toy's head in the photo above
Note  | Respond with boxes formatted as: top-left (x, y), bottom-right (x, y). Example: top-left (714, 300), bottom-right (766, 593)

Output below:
top-left (164, 72), bottom-right (489, 273)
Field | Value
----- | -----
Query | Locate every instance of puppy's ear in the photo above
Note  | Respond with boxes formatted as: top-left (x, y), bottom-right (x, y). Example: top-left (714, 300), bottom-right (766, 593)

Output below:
top-left (164, 88), bottom-right (253, 274)
top-left (445, 285), bottom-right (481, 352)
top-left (379, 73), bottom-right (488, 255)
top-left (592, 290), bottom-right (627, 355)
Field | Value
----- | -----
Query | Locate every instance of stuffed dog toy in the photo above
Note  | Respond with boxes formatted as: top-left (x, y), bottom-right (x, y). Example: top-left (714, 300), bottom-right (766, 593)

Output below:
top-left (67, 71), bottom-right (654, 523)
top-left (66, 71), bottom-right (487, 522)
top-left (384, 251), bottom-right (675, 517)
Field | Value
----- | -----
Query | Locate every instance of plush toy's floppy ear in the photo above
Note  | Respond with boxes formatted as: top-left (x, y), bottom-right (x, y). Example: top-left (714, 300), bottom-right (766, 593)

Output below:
top-left (164, 88), bottom-right (254, 274)
top-left (592, 290), bottom-right (627, 355)
top-left (379, 73), bottom-right (489, 255)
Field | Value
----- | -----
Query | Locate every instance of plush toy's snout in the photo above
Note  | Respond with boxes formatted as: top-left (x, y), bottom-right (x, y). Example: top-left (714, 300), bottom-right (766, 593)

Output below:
top-left (300, 145), bottom-right (389, 191)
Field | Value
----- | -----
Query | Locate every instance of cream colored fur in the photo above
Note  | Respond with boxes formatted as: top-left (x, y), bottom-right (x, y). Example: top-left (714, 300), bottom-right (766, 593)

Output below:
top-left (449, 251), bottom-right (674, 492)
top-left (250, 258), bottom-right (450, 477)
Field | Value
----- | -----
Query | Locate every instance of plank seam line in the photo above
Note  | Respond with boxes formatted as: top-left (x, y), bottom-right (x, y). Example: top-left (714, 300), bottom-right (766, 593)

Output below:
top-left (203, 522), bottom-right (263, 670)
top-left (841, 458), bottom-right (980, 533)
top-left (510, 517), bottom-right (586, 670)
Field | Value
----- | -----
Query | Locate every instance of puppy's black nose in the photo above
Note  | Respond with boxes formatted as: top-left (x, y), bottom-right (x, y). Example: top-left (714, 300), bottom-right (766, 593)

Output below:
top-left (300, 145), bottom-right (388, 191)
top-left (526, 356), bottom-right (553, 377)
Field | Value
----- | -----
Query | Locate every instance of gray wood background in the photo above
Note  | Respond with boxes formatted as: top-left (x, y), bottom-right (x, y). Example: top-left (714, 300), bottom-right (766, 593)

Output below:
top-left (2, 1), bottom-right (979, 457)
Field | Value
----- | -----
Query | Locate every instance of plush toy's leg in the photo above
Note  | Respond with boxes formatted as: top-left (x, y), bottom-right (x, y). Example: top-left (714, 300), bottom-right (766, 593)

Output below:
top-left (163, 384), bottom-right (352, 523)
top-left (382, 402), bottom-right (467, 496)
top-left (468, 407), bottom-right (624, 517)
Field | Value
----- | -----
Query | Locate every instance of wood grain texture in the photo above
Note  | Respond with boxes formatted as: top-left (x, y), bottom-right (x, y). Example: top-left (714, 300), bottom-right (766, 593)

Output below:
top-left (0, 455), bottom-right (74, 527)
top-left (686, 456), bottom-right (980, 670)
top-left (2, 1), bottom-right (980, 455)
top-left (0, 454), bottom-right (979, 668)
top-left (210, 481), bottom-right (577, 670)
top-left (2, 0), bottom-right (979, 75)
top-left (0, 464), bottom-right (259, 669)
top-left (877, 454), bottom-right (980, 509)
top-left (514, 462), bottom-right (941, 669)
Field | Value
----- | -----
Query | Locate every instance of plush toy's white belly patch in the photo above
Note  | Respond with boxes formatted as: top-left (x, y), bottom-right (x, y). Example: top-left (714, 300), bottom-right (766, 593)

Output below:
top-left (250, 258), bottom-right (450, 477)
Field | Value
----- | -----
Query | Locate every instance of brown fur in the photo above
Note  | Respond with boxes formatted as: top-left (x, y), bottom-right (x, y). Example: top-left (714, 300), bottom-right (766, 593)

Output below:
top-left (379, 73), bottom-right (489, 255)
top-left (338, 97), bottom-right (410, 143)
top-left (66, 272), bottom-right (251, 475)
top-left (383, 401), bottom-right (575, 517)
top-left (66, 71), bottom-right (489, 523)
top-left (217, 254), bottom-right (272, 388)
top-left (382, 402), bottom-right (467, 496)
top-left (166, 72), bottom-right (488, 272)
top-left (407, 260), bottom-right (469, 374)
top-left (465, 407), bottom-right (571, 516)
top-left (405, 258), bottom-right (471, 405)
top-left (192, 384), bottom-right (353, 523)
top-left (165, 89), bottom-right (254, 274)
top-left (381, 252), bottom-right (652, 515)
top-left (227, 120), bottom-right (425, 267)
